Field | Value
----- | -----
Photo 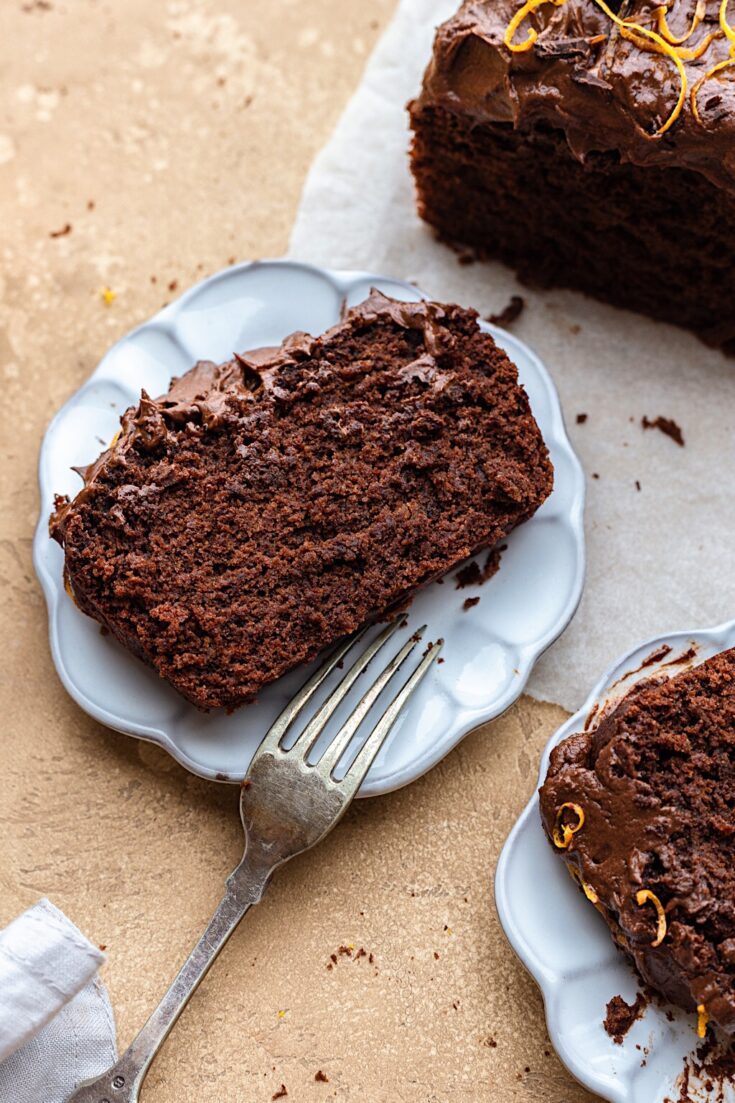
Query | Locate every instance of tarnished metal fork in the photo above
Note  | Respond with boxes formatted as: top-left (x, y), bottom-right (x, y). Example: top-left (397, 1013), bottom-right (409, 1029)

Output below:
top-left (67, 618), bottom-right (441, 1103)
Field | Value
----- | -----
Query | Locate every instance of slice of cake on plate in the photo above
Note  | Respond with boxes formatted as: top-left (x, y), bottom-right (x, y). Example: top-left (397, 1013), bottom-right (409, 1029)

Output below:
top-left (51, 292), bottom-right (553, 710)
top-left (539, 649), bottom-right (735, 1037)
top-left (410, 0), bottom-right (735, 351)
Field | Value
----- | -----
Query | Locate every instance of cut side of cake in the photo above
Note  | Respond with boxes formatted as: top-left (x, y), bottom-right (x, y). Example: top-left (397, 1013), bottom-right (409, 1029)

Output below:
top-left (539, 649), bottom-right (735, 1036)
top-left (409, 0), bottom-right (735, 352)
top-left (50, 292), bottom-right (553, 710)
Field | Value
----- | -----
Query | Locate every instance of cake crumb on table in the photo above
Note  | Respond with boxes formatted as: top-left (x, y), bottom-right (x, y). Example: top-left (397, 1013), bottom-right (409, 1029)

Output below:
top-left (641, 415), bottom-right (685, 447)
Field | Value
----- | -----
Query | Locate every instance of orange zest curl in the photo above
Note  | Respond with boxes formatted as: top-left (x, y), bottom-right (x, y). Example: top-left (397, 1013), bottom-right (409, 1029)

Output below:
top-left (582, 881), bottom-right (600, 904)
top-left (503, 0), bottom-right (566, 52)
top-left (674, 30), bottom-right (724, 61)
top-left (591, 0), bottom-right (688, 134)
top-left (635, 889), bottom-right (668, 947)
top-left (691, 0), bottom-right (735, 124)
top-left (655, 0), bottom-right (705, 44)
top-left (697, 1004), bottom-right (709, 1038)
top-left (553, 802), bottom-right (586, 849)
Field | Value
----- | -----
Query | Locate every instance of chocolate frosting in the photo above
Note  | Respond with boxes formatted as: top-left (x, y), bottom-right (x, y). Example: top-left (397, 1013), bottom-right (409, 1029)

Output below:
top-left (50, 292), bottom-right (455, 543)
top-left (539, 651), bottom-right (735, 1036)
top-left (414, 0), bottom-right (735, 193)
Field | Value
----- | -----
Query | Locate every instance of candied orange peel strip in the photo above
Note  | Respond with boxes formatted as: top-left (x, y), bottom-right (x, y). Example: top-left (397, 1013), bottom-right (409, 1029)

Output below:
top-left (692, 0), bottom-right (735, 123)
top-left (504, 0), bottom-right (566, 52)
top-left (655, 0), bottom-right (705, 43)
top-left (582, 881), bottom-right (599, 904)
top-left (697, 1003), bottom-right (709, 1038)
top-left (553, 802), bottom-right (585, 849)
top-left (635, 889), bottom-right (668, 947)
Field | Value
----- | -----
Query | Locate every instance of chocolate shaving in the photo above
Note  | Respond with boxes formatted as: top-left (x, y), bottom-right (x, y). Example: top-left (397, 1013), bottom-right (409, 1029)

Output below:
top-left (535, 36), bottom-right (593, 61)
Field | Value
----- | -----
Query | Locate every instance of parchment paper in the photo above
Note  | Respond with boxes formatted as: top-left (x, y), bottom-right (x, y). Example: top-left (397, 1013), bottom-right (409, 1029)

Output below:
top-left (289, 0), bottom-right (735, 711)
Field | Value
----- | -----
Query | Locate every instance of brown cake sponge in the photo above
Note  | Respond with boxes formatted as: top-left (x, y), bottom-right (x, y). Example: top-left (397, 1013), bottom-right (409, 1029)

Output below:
top-left (51, 292), bottom-right (553, 709)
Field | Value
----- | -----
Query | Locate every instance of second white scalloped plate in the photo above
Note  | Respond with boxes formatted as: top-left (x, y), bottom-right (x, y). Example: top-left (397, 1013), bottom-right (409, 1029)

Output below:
top-left (33, 259), bottom-right (585, 795)
top-left (495, 617), bottom-right (735, 1103)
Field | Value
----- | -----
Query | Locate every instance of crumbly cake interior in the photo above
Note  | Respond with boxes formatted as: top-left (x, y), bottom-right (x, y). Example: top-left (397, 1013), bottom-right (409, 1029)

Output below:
top-left (51, 294), bottom-right (553, 709)
top-left (410, 111), bottom-right (735, 351)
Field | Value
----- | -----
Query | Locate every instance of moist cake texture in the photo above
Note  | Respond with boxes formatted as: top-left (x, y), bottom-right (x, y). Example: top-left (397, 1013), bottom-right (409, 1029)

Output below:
top-left (539, 650), bottom-right (735, 1036)
top-left (409, 0), bottom-right (735, 351)
top-left (51, 292), bottom-right (553, 709)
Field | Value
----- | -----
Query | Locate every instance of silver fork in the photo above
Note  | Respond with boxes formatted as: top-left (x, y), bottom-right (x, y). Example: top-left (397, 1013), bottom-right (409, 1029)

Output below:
top-left (66, 618), bottom-right (441, 1103)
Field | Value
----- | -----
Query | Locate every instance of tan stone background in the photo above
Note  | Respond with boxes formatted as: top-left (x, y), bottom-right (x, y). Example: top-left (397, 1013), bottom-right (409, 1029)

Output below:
top-left (0, 1), bottom-right (598, 1099)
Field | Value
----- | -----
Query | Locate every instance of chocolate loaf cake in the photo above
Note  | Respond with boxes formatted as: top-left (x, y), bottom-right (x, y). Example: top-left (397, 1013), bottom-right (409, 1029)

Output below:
top-left (51, 292), bottom-right (553, 709)
top-left (410, 0), bottom-right (735, 351)
top-left (539, 649), bottom-right (735, 1037)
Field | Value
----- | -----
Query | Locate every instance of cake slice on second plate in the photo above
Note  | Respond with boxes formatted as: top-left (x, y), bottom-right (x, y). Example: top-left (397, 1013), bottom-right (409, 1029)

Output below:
top-left (540, 649), bottom-right (735, 1037)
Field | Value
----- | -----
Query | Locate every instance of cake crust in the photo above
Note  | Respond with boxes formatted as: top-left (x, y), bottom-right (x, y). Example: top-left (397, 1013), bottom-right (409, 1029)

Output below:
top-left (51, 292), bottom-right (553, 710)
top-left (539, 650), bottom-right (735, 1036)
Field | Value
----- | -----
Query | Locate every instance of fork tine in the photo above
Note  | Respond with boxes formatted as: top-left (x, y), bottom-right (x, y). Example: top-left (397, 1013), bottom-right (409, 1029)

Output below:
top-left (259, 626), bottom-right (372, 753)
top-left (341, 638), bottom-right (443, 791)
top-left (288, 617), bottom-right (407, 759)
top-left (315, 627), bottom-right (426, 777)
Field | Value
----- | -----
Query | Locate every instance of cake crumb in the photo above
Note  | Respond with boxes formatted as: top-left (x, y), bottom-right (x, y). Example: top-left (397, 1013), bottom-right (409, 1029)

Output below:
top-left (641, 415), bottom-right (685, 447)
top-left (635, 480), bottom-right (641, 491)
top-left (272, 1085), bottom-right (288, 1100)
top-left (463, 596), bottom-right (480, 611)
top-left (576, 413), bottom-right (588, 424)
top-left (314, 1070), bottom-right (329, 1083)
top-left (49, 222), bottom-right (72, 238)
top-left (603, 992), bottom-right (647, 1044)
top-left (486, 295), bottom-right (525, 327)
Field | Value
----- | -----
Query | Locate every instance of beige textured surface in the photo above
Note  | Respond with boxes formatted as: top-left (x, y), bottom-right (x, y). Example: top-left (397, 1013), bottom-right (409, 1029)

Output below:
top-left (0, 2), bottom-right (597, 1099)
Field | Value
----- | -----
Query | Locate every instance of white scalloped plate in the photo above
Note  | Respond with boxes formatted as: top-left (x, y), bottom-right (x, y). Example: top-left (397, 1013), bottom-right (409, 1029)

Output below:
top-left (496, 618), bottom-right (735, 1102)
top-left (33, 259), bottom-right (585, 796)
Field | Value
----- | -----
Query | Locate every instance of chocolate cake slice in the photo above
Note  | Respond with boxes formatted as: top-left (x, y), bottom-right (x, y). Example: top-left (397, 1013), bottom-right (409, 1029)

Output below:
top-left (50, 292), bottom-right (553, 710)
top-left (410, 0), bottom-right (735, 351)
top-left (539, 649), bottom-right (735, 1037)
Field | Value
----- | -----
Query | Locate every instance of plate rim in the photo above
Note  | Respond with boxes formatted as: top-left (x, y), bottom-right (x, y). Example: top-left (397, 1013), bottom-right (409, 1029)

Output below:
top-left (32, 257), bottom-right (586, 795)
top-left (494, 614), bottom-right (735, 1101)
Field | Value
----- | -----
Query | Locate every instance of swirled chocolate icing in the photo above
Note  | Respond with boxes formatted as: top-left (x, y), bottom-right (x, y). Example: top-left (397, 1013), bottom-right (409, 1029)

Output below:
top-left (539, 649), bottom-right (735, 1037)
top-left (415, 0), bottom-right (735, 192)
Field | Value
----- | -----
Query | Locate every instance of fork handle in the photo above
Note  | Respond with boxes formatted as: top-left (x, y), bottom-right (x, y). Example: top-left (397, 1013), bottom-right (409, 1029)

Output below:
top-left (67, 860), bottom-right (270, 1103)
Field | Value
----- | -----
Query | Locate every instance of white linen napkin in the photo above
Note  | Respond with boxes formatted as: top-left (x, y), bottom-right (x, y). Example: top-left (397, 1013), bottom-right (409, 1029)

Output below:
top-left (289, 0), bottom-right (735, 712)
top-left (0, 899), bottom-right (117, 1103)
